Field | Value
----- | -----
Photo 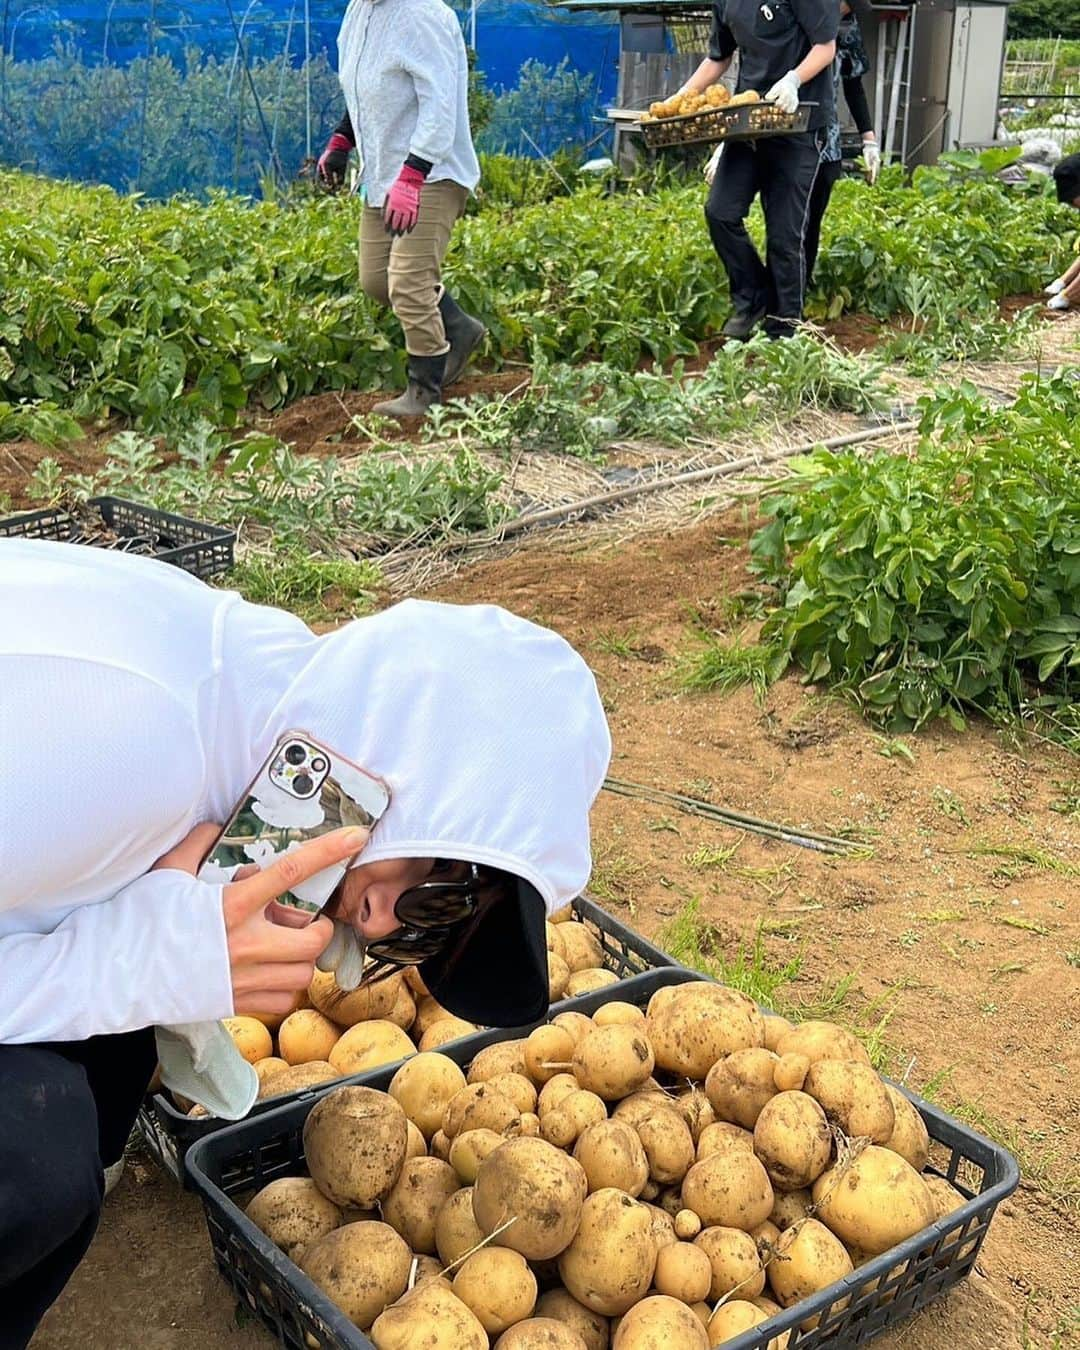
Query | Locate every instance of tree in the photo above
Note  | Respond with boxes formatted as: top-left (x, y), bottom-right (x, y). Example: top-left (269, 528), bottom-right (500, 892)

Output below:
top-left (1007, 0), bottom-right (1080, 40)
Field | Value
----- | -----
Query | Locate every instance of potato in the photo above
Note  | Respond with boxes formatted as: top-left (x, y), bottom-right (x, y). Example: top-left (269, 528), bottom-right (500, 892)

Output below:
top-left (693, 1226), bottom-right (764, 1302)
top-left (762, 1016), bottom-right (793, 1053)
top-left (573, 1121), bottom-right (649, 1197)
top-left (769, 1189), bottom-right (812, 1231)
top-left (370, 1279), bottom-right (487, 1349)
top-left (552, 1012), bottom-right (595, 1047)
top-left (256, 1060), bottom-right (338, 1100)
top-left (612, 1295), bottom-right (709, 1348)
top-left (541, 1090), bottom-right (607, 1149)
top-left (706, 1301), bottom-right (785, 1347)
top-left (223, 1016), bottom-right (273, 1065)
top-left (696, 1120), bottom-right (755, 1163)
top-left (924, 1174), bottom-right (967, 1222)
top-left (573, 1025), bottom-right (655, 1101)
top-left (882, 1085), bottom-right (930, 1171)
top-left (750, 1219), bottom-right (781, 1262)
top-left (538, 1073), bottom-right (580, 1116)
top-left (405, 966), bottom-right (430, 998)
top-left (812, 1146), bottom-right (936, 1254)
top-left (483, 1072), bottom-right (538, 1115)
top-left (550, 904), bottom-right (575, 924)
top-left (519, 1111), bottom-right (541, 1136)
top-left (435, 1187), bottom-right (484, 1269)
top-left (676, 1088), bottom-right (716, 1143)
top-left (612, 1089), bottom-right (675, 1129)
top-left (389, 1052), bottom-right (468, 1140)
top-left (249, 993), bottom-right (305, 1033)
top-left (634, 1108), bottom-right (695, 1185)
top-left (419, 1017), bottom-right (478, 1052)
top-left (444, 1083), bottom-right (521, 1139)
top-left (705, 1049), bottom-right (780, 1129)
top-left (303, 1086), bottom-right (408, 1209)
top-left (328, 1021), bottom-right (416, 1076)
top-left (300, 1221), bottom-right (410, 1329)
top-left (451, 1128), bottom-right (507, 1184)
top-left (681, 1151), bottom-right (773, 1231)
top-left (252, 1056), bottom-right (290, 1086)
top-left (766, 1218), bottom-right (853, 1316)
top-left (773, 1053), bottom-right (810, 1094)
top-left (401, 1120), bottom-right (425, 1160)
top-left (592, 1002), bottom-right (646, 1030)
top-left (559, 924), bottom-right (604, 973)
top-left (278, 1009), bottom-right (341, 1066)
top-left (431, 1130), bottom-right (452, 1161)
top-left (535, 1289), bottom-right (610, 1350)
top-left (381, 1156), bottom-right (460, 1255)
top-left (413, 996), bottom-right (457, 1039)
top-left (803, 1060), bottom-right (895, 1143)
top-left (647, 984), bottom-right (764, 1079)
top-left (653, 1243), bottom-right (712, 1303)
top-left (246, 1177), bottom-right (342, 1261)
top-left (453, 1248), bottom-right (538, 1334)
top-left (526, 1026), bottom-right (578, 1085)
top-left (473, 1136), bottom-right (587, 1260)
top-left (675, 1209), bottom-right (702, 1240)
top-left (309, 968), bottom-right (403, 1027)
top-left (643, 1204), bottom-right (677, 1251)
top-left (411, 1255), bottom-right (444, 1288)
top-left (559, 1189), bottom-right (657, 1316)
top-left (546, 921), bottom-right (566, 958)
top-left (753, 1091), bottom-right (832, 1191)
top-left (495, 1319), bottom-right (589, 1349)
top-left (468, 1040), bottom-right (528, 1083)
top-left (752, 1295), bottom-right (783, 1318)
top-left (775, 1022), bottom-right (871, 1068)
top-left (549, 951), bottom-right (571, 1001)
top-left (387, 983), bottom-right (417, 1032)
top-left (567, 969), bottom-right (619, 997)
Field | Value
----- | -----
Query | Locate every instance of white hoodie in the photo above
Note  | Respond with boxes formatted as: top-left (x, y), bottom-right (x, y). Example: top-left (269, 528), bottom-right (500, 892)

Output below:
top-left (0, 540), bottom-right (610, 1045)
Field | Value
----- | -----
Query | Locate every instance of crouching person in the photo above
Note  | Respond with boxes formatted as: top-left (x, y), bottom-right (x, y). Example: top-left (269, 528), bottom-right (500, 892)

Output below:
top-left (327, 0), bottom-right (485, 416)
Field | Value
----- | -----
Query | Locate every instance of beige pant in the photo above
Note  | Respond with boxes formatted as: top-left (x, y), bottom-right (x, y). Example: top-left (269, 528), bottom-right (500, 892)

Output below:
top-left (359, 180), bottom-right (469, 357)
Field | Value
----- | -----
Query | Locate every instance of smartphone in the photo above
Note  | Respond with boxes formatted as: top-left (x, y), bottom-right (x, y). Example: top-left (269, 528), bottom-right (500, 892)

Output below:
top-left (198, 731), bottom-right (391, 920)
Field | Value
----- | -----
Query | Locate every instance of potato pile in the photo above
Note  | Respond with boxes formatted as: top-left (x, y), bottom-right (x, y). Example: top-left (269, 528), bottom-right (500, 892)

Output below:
top-left (173, 910), bottom-right (619, 1118)
top-left (647, 83), bottom-right (731, 121)
top-left (243, 979), bottom-right (965, 1348)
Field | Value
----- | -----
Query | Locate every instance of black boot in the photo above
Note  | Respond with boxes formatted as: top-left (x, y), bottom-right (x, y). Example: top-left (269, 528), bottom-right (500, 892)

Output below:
top-left (372, 352), bottom-right (446, 418)
top-left (438, 289), bottom-right (486, 386)
top-left (722, 302), bottom-right (768, 341)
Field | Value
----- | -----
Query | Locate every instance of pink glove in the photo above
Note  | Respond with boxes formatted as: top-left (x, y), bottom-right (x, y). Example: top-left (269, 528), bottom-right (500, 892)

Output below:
top-left (317, 132), bottom-right (353, 186)
top-left (383, 165), bottom-right (425, 237)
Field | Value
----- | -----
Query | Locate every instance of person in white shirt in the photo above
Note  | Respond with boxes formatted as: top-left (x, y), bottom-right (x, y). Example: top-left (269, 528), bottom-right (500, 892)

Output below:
top-left (316, 0), bottom-right (485, 417)
top-left (0, 540), bottom-right (610, 1346)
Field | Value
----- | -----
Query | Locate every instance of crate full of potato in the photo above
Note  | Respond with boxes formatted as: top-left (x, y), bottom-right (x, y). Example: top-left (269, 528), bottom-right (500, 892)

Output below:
top-left (639, 89), bottom-right (814, 150)
top-left (186, 968), bottom-right (1018, 1349)
top-left (136, 895), bottom-right (676, 1185)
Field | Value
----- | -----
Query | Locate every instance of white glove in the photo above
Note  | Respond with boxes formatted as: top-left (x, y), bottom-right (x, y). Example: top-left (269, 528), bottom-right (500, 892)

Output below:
top-left (704, 142), bottom-right (724, 185)
top-left (155, 1023), bottom-right (258, 1120)
top-left (1047, 293), bottom-right (1071, 311)
top-left (1045, 278), bottom-right (1065, 296)
top-left (316, 916), bottom-right (368, 991)
top-left (862, 139), bottom-right (881, 185)
top-left (764, 70), bottom-right (801, 116)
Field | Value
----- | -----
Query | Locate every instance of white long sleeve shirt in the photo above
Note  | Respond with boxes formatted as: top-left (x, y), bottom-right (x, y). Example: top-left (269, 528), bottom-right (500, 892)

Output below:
top-left (338, 0), bottom-right (480, 208)
top-left (1, 540), bottom-right (610, 1046)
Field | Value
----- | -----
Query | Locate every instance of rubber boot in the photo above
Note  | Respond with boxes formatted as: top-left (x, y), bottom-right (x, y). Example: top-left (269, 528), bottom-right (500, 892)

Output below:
top-left (438, 289), bottom-right (486, 386)
top-left (372, 352), bottom-right (446, 418)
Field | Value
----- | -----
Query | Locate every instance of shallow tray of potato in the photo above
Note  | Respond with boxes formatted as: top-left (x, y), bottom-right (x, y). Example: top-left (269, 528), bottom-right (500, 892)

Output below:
top-left (187, 967), bottom-right (1019, 1350)
top-left (639, 101), bottom-right (814, 150)
top-left (137, 894), bottom-right (676, 1187)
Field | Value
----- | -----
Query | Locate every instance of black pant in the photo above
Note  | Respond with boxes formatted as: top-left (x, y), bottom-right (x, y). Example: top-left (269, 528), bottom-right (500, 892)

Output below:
top-left (0, 1029), bottom-right (156, 1350)
top-left (705, 131), bottom-right (824, 337)
top-left (804, 157), bottom-right (844, 291)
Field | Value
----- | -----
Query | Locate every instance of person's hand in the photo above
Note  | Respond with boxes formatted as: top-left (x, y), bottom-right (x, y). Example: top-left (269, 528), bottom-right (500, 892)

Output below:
top-left (765, 71), bottom-right (801, 116)
top-left (383, 165), bottom-right (425, 237)
top-left (704, 142), bottom-right (724, 185)
top-left (862, 138), bottom-right (881, 185)
top-left (317, 133), bottom-right (353, 187)
top-left (153, 823), bottom-right (369, 1014)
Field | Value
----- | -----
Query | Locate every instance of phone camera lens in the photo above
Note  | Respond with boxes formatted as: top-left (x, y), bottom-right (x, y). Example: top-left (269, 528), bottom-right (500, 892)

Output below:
top-left (293, 772), bottom-right (314, 796)
top-left (311, 757), bottom-right (328, 773)
top-left (285, 744), bottom-right (307, 766)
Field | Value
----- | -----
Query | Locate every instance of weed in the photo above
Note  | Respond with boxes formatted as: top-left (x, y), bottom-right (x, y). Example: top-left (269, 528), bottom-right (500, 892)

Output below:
top-left (932, 787), bottom-right (971, 826)
top-left (595, 629), bottom-right (645, 660)
top-left (1049, 780), bottom-right (1080, 819)
top-left (685, 843), bottom-right (741, 870)
top-left (646, 817), bottom-right (681, 835)
top-left (996, 916), bottom-right (1051, 936)
top-left (991, 962), bottom-right (1027, 978)
top-left (945, 1100), bottom-right (1080, 1213)
top-left (225, 551), bottom-right (381, 624)
top-left (899, 930), bottom-right (922, 948)
top-left (965, 842), bottom-right (1080, 877)
top-left (655, 899), bottom-right (802, 1008)
top-left (679, 632), bottom-right (789, 702)
top-left (873, 735), bottom-right (916, 764)
top-left (589, 843), bottom-right (647, 913)
top-left (1065, 950), bottom-right (1080, 969)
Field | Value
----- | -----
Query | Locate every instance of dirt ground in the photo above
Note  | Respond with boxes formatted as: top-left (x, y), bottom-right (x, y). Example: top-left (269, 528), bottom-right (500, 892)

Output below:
top-left (29, 511), bottom-right (1079, 1350)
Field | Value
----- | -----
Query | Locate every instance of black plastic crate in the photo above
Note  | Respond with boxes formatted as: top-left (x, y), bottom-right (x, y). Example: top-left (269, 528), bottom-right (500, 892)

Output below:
top-left (137, 894), bottom-right (676, 1185)
top-left (186, 967), bottom-right (1019, 1350)
top-left (0, 495), bottom-right (235, 579)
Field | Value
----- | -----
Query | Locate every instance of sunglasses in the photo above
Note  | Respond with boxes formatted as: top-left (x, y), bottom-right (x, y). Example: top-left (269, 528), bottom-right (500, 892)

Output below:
top-left (356, 862), bottom-right (504, 987)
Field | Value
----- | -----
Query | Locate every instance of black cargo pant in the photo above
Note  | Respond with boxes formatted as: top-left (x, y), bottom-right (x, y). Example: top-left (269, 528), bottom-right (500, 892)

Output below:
top-left (0, 1029), bottom-right (156, 1350)
top-left (804, 157), bottom-right (844, 290)
top-left (705, 130), bottom-right (824, 337)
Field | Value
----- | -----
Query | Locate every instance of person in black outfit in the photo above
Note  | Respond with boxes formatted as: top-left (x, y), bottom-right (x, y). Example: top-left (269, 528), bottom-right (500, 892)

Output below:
top-left (686, 0), bottom-right (839, 339)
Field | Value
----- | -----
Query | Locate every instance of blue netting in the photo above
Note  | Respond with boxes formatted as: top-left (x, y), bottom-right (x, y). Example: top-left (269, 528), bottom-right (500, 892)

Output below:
top-left (0, 1), bottom-right (619, 195)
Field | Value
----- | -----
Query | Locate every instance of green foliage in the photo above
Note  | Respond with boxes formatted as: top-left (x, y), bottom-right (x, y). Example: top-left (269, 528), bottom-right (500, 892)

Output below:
top-left (655, 900), bottom-right (803, 1009)
top-left (680, 634), bottom-right (790, 701)
top-left (0, 400), bottom-right (82, 446)
top-left (225, 550), bottom-right (381, 623)
top-left (748, 372), bottom-right (1080, 739)
top-left (1008, 1), bottom-right (1080, 41)
top-left (477, 58), bottom-right (597, 158)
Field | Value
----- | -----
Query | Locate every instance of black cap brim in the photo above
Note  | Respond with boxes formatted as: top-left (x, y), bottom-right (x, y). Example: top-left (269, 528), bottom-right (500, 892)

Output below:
top-left (419, 877), bottom-right (549, 1028)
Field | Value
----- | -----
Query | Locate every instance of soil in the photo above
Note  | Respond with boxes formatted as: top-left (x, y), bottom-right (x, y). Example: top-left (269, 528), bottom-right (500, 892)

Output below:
top-left (31, 514), bottom-right (1079, 1350)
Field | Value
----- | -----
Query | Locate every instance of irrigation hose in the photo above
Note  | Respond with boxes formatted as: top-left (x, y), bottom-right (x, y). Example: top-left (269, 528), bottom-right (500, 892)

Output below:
top-left (601, 777), bottom-right (872, 858)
